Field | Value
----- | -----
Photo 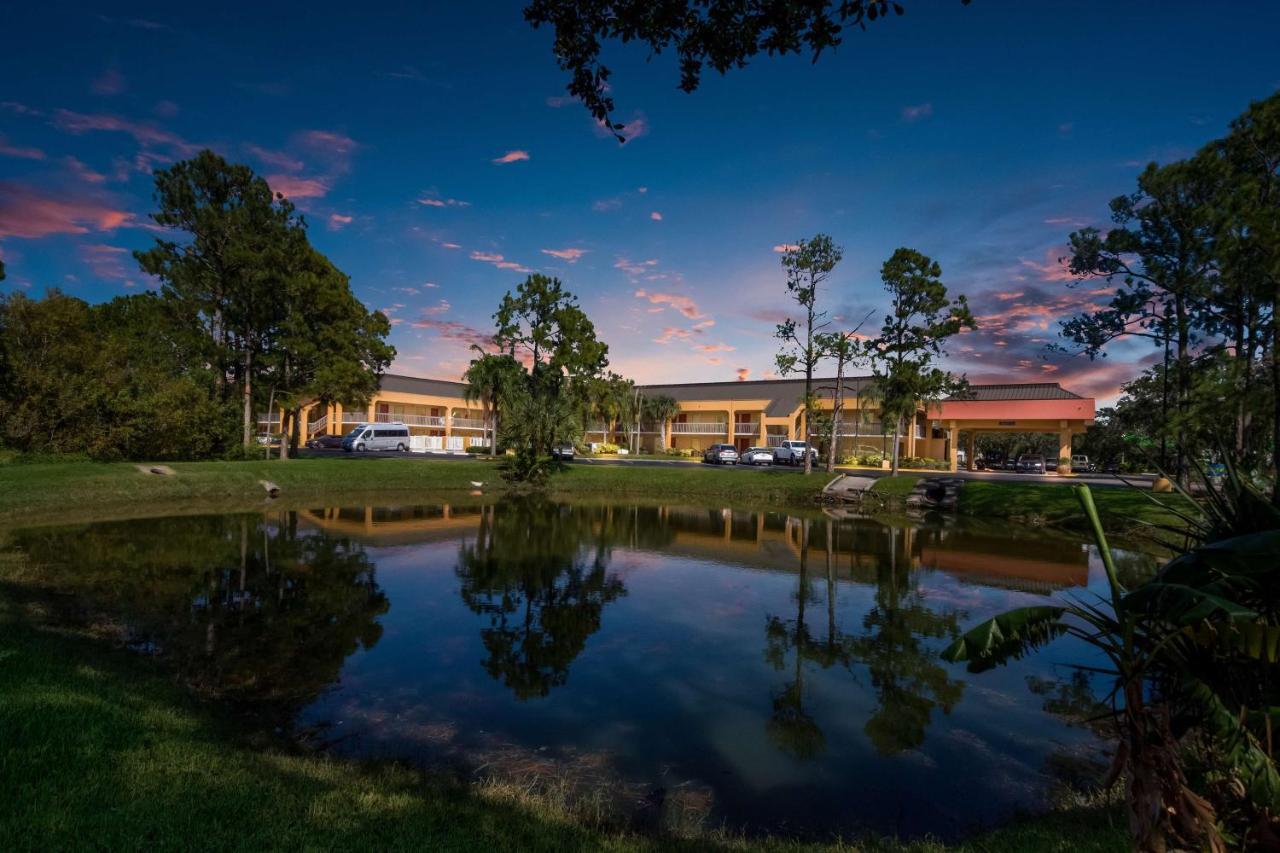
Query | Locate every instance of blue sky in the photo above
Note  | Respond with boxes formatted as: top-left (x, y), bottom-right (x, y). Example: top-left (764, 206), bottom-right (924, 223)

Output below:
top-left (2, 1), bottom-right (1277, 402)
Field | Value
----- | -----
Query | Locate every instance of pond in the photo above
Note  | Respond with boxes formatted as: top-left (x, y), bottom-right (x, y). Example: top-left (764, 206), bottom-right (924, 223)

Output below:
top-left (2, 497), bottom-right (1159, 840)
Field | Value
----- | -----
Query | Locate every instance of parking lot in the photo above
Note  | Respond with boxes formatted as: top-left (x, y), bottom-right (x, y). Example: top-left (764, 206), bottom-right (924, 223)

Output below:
top-left (300, 447), bottom-right (1150, 487)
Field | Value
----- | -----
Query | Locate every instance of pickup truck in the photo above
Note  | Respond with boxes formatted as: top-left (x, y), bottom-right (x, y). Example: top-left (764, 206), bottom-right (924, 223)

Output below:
top-left (772, 440), bottom-right (818, 466)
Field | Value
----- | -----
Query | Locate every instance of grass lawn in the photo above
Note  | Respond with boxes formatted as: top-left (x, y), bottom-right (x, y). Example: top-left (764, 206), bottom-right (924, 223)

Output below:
top-left (0, 603), bottom-right (1127, 853)
top-left (869, 475), bottom-right (1196, 536)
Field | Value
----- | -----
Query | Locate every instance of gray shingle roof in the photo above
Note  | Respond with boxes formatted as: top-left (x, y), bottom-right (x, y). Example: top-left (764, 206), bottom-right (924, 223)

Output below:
top-left (944, 383), bottom-right (1083, 402)
top-left (638, 376), bottom-right (879, 417)
top-left (379, 374), bottom-right (469, 397)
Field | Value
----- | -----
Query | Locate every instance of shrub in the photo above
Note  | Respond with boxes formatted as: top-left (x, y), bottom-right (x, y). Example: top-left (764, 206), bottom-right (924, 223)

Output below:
top-left (843, 452), bottom-right (883, 466)
top-left (466, 445), bottom-right (491, 454)
top-left (594, 442), bottom-right (619, 455)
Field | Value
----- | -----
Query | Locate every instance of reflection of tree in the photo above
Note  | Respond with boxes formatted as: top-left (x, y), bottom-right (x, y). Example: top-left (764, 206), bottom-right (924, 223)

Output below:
top-left (763, 519), bottom-right (857, 760)
top-left (9, 513), bottom-right (388, 716)
top-left (849, 523), bottom-right (964, 754)
top-left (455, 496), bottom-right (631, 700)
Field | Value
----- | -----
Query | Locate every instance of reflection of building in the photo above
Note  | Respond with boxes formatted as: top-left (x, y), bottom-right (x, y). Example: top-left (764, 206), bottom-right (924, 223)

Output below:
top-left (917, 529), bottom-right (1089, 593)
top-left (268, 374), bottom-right (1094, 471)
top-left (293, 502), bottom-right (1090, 593)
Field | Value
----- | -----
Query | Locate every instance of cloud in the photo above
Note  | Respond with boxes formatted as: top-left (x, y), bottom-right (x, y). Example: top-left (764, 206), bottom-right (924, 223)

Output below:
top-left (470, 250), bottom-right (531, 273)
top-left (418, 299), bottom-right (452, 316)
top-left (736, 368), bottom-right (750, 381)
top-left (0, 136), bottom-right (45, 160)
top-left (78, 242), bottom-right (145, 286)
top-left (493, 150), bottom-right (530, 164)
top-left (298, 129), bottom-right (357, 158)
top-left (245, 143), bottom-right (304, 172)
top-left (634, 288), bottom-right (704, 320)
top-left (327, 213), bottom-right (353, 230)
top-left (693, 344), bottom-right (734, 353)
top-left (51, 109), bottom-right (198, 156)
top-left (0, 183), bottom-right (134, 238)
top-left (91, 67), bottom-right (126, 96)
top-left (266, 174), bottom-right (329, 199)
top-left (901, 102), bottom-right (934, 122)
top-left (541, 247), bottom-right (587, 262)
top-left (994, 291), bottom-right (1023, 301)
top-left (63, 156), bottom-right (108, 184)
top-left (439, 242), bottom-right (462, 250)
top-left (153, 100), bottom-right (179, 118)
top-left (649, 211), bottom-right (662, 221)
top-left (595, 111), bottom-right (650, 142)
top-left (653, 327), bottom-right (693, 344)
top-left (1019, 246), bottom-right (1076, 282)
top-left (409, 317), bottom-right (497, 351)
top-left (417, 195), bottom-right (470, 208)
top-left (592, 197), bottom-right (622, 212)
top-left (772, 243), bottom-right (798, 253)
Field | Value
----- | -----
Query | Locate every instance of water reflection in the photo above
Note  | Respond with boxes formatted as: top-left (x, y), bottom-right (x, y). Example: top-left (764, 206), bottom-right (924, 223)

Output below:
top-left (7, 514), bottom-right (388, 713)
top-left (3, 499), bottom-right (1141, 840)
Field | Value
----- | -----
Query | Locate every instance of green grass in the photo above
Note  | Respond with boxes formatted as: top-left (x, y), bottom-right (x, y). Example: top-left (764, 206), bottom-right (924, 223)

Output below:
top-left (0, 603), bottom-right (1126, 853)
top-left (0, 457), bottom-right (836, 526)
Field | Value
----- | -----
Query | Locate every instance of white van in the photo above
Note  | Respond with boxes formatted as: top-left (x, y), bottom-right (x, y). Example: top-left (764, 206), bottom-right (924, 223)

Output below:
top-left (341, 422), bottom-right (411, 452)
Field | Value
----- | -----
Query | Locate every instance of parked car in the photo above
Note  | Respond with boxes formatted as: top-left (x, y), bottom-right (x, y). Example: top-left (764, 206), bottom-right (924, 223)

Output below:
top-left (702, 443), bottom-right (739, 464)
top-left (1071, 454), bottom-right (1092, 472)
top-left (1016, 453), bottom-right (1046, 474)
top-left (740, 447), bottom-right (773, 465)
top-left (342, 423), bottom-right (411, 452)
top-left (551, 443), bottom-right (575, 461)
top-left (1045, 456), bottom-right (1058, 472)
top-left (307, 434), bottom-right (344, 450)
top-left (773, 440), bottom-right (818, 466)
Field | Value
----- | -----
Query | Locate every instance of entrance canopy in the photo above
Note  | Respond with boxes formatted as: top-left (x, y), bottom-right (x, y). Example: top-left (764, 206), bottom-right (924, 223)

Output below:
top-left (928, 383), bottom-right (1096, 471)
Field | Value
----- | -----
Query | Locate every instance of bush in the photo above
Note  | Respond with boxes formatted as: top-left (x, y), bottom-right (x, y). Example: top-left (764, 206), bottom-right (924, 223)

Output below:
top-left (594, 442), bottom-right (620, 455)
top-left (901, 456), bottom-right (949, 470)
top-left (465, 445), bottom-right (491, 454)
top-left (843, 452), bottom-right (884, 466)
top-left (664, 447), bottom-right (698, 458)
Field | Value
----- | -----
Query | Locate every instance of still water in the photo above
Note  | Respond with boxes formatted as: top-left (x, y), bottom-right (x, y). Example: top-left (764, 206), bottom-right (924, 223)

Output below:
top-left (5, 497), bottom-right (1157, 840)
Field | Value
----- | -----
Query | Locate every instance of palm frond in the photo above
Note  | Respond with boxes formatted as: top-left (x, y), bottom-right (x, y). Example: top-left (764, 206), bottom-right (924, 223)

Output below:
top-left (941, 606), bottom-right (1068, 673)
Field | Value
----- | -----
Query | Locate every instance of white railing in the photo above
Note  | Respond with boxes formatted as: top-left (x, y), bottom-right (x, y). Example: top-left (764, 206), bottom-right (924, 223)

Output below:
top-left (451, 418), bottom-right (486, 430)
top-left (669, 422), bottom-right (727, 434)
top-left (766, 435), bottom-right (787, 447)
top-left (341, 413), bottom-right (366, 424)
top-left (732, 420), bottom-right (761, 433)
top-left (308, 415), bottom-right (328, 435)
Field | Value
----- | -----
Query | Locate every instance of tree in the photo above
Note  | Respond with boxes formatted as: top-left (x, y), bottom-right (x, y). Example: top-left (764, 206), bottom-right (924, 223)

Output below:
top-left (815, 313), bottom-right (872, 473)
top-left (866, 248), bottom-right (974, 475)
top-left (267, 247), bottom-right (395, 458)
top-left (643, 393), bottom-right (681, 451)
top-left (524, 0), bottom-right (971, 141)
top-left (463, 349), bottom-right (524, 452)
top-left (136, 149), bottom-right (304, 448)
top-left (492, 274), bottom-right (610, 481)
top-left (775, 234), bottom-right (842, 474)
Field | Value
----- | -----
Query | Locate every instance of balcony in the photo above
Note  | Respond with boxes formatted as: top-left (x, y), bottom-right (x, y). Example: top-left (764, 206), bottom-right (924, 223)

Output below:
top-left (732, 420), bottom-right (761, 433)
top-left (451, 417), bottom-right (487, 430)
top-left (669, 421), bottom-right (727, 434)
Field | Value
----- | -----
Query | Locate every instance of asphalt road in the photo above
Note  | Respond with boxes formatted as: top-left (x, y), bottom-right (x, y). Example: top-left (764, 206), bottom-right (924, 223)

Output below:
top-left (298, 448), bottom-right (1151, 488)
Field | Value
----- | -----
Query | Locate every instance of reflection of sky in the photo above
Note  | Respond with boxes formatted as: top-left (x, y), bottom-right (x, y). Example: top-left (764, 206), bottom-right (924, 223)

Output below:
top-left (296, 509), bottom-right (1150, 840)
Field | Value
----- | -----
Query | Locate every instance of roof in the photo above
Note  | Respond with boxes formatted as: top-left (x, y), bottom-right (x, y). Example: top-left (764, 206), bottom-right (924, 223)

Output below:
top-left (637, 376), bottom-right (878, 417)
top-left (944, 383), bottom-right (1083, 402)
top-left (379, 374), bottom-right (469, 397)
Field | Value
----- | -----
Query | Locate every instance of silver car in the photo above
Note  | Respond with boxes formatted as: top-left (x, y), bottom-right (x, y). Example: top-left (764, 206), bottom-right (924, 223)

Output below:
top-left (702, 443), bottom-right (739, 464)
top-left (740, 447), bottom-right (773, 465)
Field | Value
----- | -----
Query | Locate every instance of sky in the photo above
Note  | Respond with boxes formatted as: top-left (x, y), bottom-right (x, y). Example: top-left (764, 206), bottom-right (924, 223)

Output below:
top-left (1, 2), bottom-right (1277, 404)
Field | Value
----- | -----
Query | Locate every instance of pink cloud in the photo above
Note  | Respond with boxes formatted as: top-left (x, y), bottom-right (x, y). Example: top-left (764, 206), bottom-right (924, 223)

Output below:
top-left (245, 144), bottom-right (304, 172)
top-left (52, 109), bottom-right (198, 156)
top-left (772, 244), bottom-right (799, 253)
top-left (649, 211), bottom-right (662, 221)
top-left (654, 327), bottom-right (693, 344)
top-left (418, 299), bottom-right (452, 316)
top-left (736, 368), bottom-right (750, 382)
top-left (0, 183), bottom-right (134, 238)
top-left (63, 156), bottom-right (108, 183)
top-left (901, 102), bottom-right (934, 122)
top-left (470, 250), bottom-right (531, 273)
top-left (409, 317), bottom-right (498, 352)
top-left (994, 291), bottom-right (1024, 301)
top-left (634, 288), bottom-right (704, 320)
top-left (694, 344), bottom-right (734, 353)
top-left (541, 247), bottom-right (587, 262)
top-left (327, 213), bottom-right (353, 230)
top-left (0, 136), bottom-right (45, 160)
top-left (266, 174), bottom-right (329, 199)
top-left (705, 357), bottom-right (722, 365)
top-left (79, 243), bottom-right (139, 284)
top-left (1020, 246), bottom-right (1075, 282)
top-left (493, 150), bottom-right (530, 164)
top-left (417, 196), bottom-right (470, 208)
top-left (91, 67), bottom-right (126, 96)
top-left (298, 130), bottom-right (357, 157)
top-left (440, 242), bottom-right (462, 250)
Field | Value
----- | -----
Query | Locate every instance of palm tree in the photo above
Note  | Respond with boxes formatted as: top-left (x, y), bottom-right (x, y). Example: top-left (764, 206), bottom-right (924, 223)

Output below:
top-left (643, 394), bottom-right (681, 452)
top-left (463, 348), bottom-right (520, 452)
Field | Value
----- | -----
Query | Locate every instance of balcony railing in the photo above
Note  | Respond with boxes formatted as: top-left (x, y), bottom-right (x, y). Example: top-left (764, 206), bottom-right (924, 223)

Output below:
top-left (341, 412), bottom-right (366, 424)
top-left (669, 422), bottom-right (727, 434)
top-left (451, 418), bottom-right (486, 430)
top-left (732, 420), bottom-right (761, 433)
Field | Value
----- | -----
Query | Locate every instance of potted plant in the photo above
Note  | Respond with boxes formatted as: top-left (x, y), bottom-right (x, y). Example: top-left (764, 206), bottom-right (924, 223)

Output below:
top-left (1058, 456), bottom-right (1072, 475)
